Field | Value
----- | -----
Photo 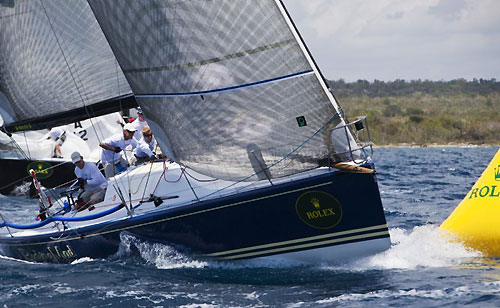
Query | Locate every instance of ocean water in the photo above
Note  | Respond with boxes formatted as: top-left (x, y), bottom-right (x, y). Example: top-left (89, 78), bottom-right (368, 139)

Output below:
top-left (1, 147), bottom-right (500, 307)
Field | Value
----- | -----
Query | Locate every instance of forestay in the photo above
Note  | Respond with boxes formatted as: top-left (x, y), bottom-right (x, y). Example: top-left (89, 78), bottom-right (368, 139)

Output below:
top-left (89, 0), bottom-right (359, 181)
top-left (0, 0), bottom-right (134, 132)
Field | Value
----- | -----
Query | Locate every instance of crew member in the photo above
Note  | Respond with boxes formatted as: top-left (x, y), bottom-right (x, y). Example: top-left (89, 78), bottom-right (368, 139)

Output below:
top-left (46, 127), bottom-right (66, 158)
top-left (99, 123), bottom-right (138, 178)
top-left (133, 125), bottom-right (160, 165)
top-left (71, 151), bottom-right (107, 211)
top-left (131, 107), bottom-right (148, 140)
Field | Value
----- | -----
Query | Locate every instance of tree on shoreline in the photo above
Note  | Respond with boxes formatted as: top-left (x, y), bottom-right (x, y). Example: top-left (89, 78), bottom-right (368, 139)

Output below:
top-left (329, 79), bottom-right (500, 146)
top-left (328, 78), bottom-right (500, 98)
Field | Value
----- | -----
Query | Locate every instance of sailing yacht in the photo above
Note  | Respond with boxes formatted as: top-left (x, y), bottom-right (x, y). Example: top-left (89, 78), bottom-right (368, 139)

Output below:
top-left (0, 0), bottom-right (391, 263)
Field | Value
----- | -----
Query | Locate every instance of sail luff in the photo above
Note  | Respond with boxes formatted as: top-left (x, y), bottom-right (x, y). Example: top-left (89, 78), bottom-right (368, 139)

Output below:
top-left (275, 0), bottom-right (360, 156)
top-left (274, 0), bottom-right (341, 114)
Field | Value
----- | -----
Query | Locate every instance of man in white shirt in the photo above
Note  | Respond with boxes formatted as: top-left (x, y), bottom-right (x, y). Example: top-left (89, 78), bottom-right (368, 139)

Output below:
top-left (99, 123), bottom-right (138, 178)
top-left (133, 125), bottom-right (159, 165)
top-left (71, 151), bottom-right (107, 211)
top-left (131, 107), bottom-right (148, 140)
top-left (46, 127), bottom-right (66, 158)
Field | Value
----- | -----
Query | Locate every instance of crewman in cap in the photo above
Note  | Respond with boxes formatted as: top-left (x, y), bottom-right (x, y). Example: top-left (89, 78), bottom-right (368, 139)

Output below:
top-left (71, 151), bottom-right (107, 211)
top-left (131, 107), bottom-right (148, 140)
top-left (99, 122), bottom-right (138, 178)
top-left (45, 126), bottom-right (66, 158)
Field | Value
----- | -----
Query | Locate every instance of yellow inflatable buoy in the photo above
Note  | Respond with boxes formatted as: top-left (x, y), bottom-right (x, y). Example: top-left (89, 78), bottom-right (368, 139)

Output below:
top-left (441, 149), bottom-right (500, 257)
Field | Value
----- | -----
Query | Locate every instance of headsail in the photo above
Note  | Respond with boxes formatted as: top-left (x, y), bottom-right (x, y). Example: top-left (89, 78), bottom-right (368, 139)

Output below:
top-left (88, 0), bottom-right (359, 180)
top-left (0, 0), bottom-right (136, 133)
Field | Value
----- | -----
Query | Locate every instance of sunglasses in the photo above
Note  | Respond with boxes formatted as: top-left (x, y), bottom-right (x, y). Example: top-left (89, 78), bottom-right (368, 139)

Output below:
top-left (143, 133), bottom-right (152, 137)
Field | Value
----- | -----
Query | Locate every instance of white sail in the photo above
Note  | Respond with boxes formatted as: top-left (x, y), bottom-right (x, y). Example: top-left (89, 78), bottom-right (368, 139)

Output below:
top-left (0, 0), bottom-right (134, 132)
top-left (88, 0), bottom-right (360, 181)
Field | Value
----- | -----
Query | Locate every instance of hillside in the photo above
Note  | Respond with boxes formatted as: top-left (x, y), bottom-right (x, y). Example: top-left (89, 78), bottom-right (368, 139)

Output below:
top-left (328, 79), bottom-right (500, 146)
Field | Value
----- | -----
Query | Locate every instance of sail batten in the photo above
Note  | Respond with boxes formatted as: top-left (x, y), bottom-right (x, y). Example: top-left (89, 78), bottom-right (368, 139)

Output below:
top-left (0, 0), bottom-right (133, 132)
top-left (124, 39), bottom-right (297, 75)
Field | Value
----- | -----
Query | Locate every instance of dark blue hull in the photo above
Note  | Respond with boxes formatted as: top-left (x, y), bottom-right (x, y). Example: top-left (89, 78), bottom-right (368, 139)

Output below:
top-left (0, 158), bottom-right (75, 195)
top-left (0, 169), bottom-right (390, 263)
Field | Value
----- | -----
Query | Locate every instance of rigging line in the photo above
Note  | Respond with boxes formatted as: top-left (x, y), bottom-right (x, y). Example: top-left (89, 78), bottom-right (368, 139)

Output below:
top-left (139, 160), bottom-right (156, 203)
top-left (199, 112), bottom-right (342, 201)
top-left (183, 169), bottom-right (217, 183)
top-left (5, 133), bottom-right (28, 160)
top-left (39, 1), bottom-right (103, 145)
top-left (39, 1), bottom-right (86, 115)
top-left (135, 70), bottom-right (314, 98)
top-left (128, 164), bottom-right (151, 195)
top-left (0, 212), bottom-right (13, 237)
top-left (152, 160), bottom-right (169, 193)
top-left (120, 146), bottom-right (133, 209)
top-left (163, 166), bottom-right (185, 183)
top-left (131, 141), bottom-right (165, 199)
top-left (45, 177), bottom-right (77, 193)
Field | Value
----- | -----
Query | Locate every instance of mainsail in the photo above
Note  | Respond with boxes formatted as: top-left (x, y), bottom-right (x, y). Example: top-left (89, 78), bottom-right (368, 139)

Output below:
top-left (88, 0), bottom-right (359, 181)
top-left (0, 0), bottom-right (136, 132)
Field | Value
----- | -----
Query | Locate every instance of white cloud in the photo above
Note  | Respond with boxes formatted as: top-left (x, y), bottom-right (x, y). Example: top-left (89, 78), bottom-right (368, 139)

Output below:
top-left (283, 0), bottom-right (500, 81)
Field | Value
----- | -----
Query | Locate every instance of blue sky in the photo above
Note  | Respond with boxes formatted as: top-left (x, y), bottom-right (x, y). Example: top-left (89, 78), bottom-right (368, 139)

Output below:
top-left (283, 0), bottom-right (500, 82)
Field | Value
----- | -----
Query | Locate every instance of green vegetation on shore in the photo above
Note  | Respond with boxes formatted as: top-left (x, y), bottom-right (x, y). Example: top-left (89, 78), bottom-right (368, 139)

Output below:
top-left (328, 79), bottom-right (500, 146)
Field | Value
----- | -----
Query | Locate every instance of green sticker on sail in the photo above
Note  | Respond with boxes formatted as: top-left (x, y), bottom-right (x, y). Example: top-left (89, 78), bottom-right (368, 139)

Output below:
top-left (295, 191), bottom-right (342, 229)
top-left (296, 116), bottom-right (307, 127)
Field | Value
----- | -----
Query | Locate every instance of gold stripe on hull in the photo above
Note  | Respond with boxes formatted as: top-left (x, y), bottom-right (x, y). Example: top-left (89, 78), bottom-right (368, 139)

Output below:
top-left (217, 230), bottom-right (390, 260)
top-left (204, 224), bottom-right (389, 259)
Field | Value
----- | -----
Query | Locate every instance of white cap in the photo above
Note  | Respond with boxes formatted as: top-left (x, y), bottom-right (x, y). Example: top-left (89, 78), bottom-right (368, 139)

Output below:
top-left (71, 151), bottom-right (82, 163)
top-left (123, 122), bottom-right (137, 132)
